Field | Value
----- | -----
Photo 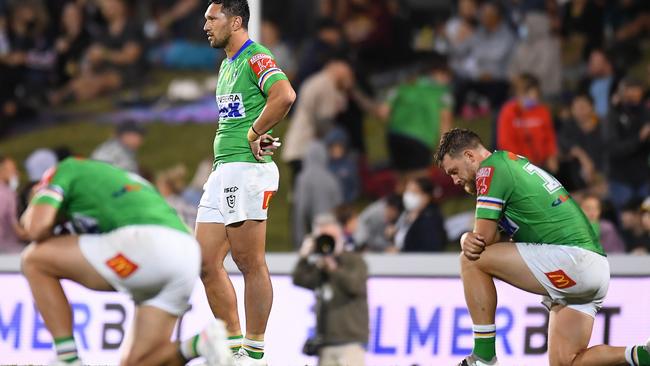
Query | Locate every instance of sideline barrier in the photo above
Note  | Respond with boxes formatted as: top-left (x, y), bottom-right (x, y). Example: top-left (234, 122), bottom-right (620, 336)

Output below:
top-left (1, 253), bottom-right (648, 365)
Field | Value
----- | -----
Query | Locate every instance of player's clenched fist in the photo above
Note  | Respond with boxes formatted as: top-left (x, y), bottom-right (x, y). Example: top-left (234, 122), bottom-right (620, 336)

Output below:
top-left (460, 232), bottom-right (486, 261)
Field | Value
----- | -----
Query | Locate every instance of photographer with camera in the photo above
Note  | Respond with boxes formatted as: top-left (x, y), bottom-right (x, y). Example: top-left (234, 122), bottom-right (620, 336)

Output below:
top-left (292, 212), bottom-right (369, 366)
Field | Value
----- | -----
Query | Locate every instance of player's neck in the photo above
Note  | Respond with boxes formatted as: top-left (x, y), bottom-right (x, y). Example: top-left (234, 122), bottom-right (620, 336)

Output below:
top-left (477, 148), bottom-right (492, 164)
top-left (225, 32), bottom-right (250, 59)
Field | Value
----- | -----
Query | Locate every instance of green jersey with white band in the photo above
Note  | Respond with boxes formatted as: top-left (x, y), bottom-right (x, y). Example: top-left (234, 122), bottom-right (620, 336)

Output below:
top-left (475, 151), bottom-right (604, 256)
top-left (31, 158), bottom-right (189, 234)
top-left (213, 39), bottom-right (288, 165)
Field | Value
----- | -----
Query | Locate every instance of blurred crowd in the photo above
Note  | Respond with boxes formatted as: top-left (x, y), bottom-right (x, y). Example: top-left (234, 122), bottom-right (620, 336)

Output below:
top-left (1, 0), bottom-right (650, 256)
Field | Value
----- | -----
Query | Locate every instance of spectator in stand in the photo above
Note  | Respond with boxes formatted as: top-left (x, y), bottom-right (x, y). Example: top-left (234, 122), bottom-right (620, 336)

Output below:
top-left (292, 142), bottom-right (343, 248)
top-left (324, 128), bottom-right (359, 204)
top-left (53, 2), bottom-right (90, 86)
top-left (607, 0), bottom-right (650, 68)
top-left (497, 73), bottom-right (559, 173)
top-left (619, 199), bottom-right (649, 254)
top-left (446, 0), bottom-right (479, 80)
top-left (560, 0), bottom-right (605, 60)
top-left (283, 59), bottom-right (354, 180)
top-left (508, 11), bottom-right (561, 99)
top-left (390, 177), bottom-right (447, 253)
top-left (0, 155), bottom-right (27, 253)
top-left (379, 56), bottom-right (453, 182)
top-left (334, 204), bottom-right (359, 251)
top-left (91, 120), bottom-right (145, 174)
top-left (261, 19), bottom-right (296, 81)
top-left (354, 193), bottom-right (403, 252)
top-left (580, 195), bottom-right (626, 254)
top-left (0, 0), bottom-right (55, 116)
top-left (556, 94), bottom-right (605, 191)
top-left (295, 18), bottom-right (347, 88)
top-left (605, 78), bottom-right (650, 209)
top-left (50, 0), bottom-right (143, 104)
top-left (454, 1), bottom-right (516, 115)
top-left (579, 48), bottom-right (620, 120)
top-left (155, 164), bottom-right (197, 230)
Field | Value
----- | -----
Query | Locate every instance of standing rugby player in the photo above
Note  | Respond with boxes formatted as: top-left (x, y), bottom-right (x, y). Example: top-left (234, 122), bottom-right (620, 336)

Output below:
top-left (198, 1), bottom-right (295, 365)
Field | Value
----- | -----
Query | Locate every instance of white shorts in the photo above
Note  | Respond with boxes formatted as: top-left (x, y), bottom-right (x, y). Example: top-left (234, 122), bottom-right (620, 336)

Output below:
top-left (197, 162), bottom-right (279, 226)
top-left (516, 243), bottom-right (610, 318)
top-left (79, 225), bottom-right (200, 316)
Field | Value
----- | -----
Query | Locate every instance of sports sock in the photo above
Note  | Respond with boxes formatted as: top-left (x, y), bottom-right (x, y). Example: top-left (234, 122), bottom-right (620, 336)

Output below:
top-left (179, 334), bottom-right (200, 360)
top-left (228, 334), bottom-right (243, 354)
top-left (242, 336), bottom-right (264, 359)
top-left (627, 345), bottom-right (650, 366)
top-left (472, 324), bottom-right (496, 361)
top-left (54, 336), bottom-right (79, 364)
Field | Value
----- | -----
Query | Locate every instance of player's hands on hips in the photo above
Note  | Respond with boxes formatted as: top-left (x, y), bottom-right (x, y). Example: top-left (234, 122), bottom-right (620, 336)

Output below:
top-left (249, 133), bottom-right (280, 161)
top-left (460, 232), bottom-right (486, 260)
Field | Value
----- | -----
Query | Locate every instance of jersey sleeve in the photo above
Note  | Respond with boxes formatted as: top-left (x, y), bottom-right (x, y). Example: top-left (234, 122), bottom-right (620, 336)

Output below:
top-left (247, 51), bottom-right (288, 95)
top-left (31, 165), bottom-right (71, 209)
top-left (475, 161), bottom-right (514, 221)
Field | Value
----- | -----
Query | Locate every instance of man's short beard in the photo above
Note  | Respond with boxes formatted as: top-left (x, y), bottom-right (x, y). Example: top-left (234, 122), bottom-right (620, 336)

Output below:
top-left (464, 181), bottom-right (476, 195)
top-left (211, 34), bottom-right (230, 49)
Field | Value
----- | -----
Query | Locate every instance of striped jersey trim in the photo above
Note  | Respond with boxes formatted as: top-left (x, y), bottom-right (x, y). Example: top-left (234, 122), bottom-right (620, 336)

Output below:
top-left (34, 188), bottom-right (64, 202)
top-left (258, 68), bottom-right (283, 90)
top-left (477, 196), bottom-right (504, 211)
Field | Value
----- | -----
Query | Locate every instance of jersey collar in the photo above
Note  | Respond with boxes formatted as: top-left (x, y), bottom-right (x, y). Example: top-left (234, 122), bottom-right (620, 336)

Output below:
top-left (228, 39), bottom-right (254, 62)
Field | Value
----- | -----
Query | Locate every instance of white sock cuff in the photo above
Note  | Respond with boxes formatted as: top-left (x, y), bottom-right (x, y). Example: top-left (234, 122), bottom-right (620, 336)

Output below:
top-left (626, 346), bottom-right (637, 366)
top-left (243, 337), bottom-right (265, 349)
top-left (473, 324), bottom-right (497, 339)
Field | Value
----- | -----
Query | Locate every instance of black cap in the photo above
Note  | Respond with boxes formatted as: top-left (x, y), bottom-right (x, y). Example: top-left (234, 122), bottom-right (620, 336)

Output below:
top-left (116, 120), bottom-right (146, 136)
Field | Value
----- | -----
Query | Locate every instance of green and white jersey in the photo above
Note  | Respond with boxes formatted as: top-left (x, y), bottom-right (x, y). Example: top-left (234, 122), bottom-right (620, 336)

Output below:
top-left (475, 151), bottom-right (604, 256)
top-left (31, 158), bottom-right (189, 234)
top-left (214, 39), bottom-right (288, 165)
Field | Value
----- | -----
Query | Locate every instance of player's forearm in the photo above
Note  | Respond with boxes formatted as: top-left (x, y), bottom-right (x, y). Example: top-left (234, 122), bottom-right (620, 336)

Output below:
top-left (249, 81), bottom-right (296, 138)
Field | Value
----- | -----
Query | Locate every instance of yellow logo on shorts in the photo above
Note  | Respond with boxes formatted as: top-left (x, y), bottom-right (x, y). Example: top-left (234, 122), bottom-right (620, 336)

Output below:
top-left (545, 269), bottom-right (576, 289)
top-left (106, 253), bottom-right (139, 278)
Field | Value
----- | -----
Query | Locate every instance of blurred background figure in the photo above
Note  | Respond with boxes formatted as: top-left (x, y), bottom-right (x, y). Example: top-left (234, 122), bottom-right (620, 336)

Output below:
top-left (377, 55), bottom-right (453, 184)
top-left (508, 11), bottom-right (562, 99)
top-left (0, 155), bottom-right (27, 253)
top-left (155, 164), bottom-right (197, 229)
top-left (292, 212), bottom-right (368, 366)
top-left (354, 193), bottom-right (403, 253)
top-left (556, 93), bottom-right (604, 192)
top-left (283, 59), bottom-right (354, 180)
top-left (292, 142), bottom-right (343, 248)
top-left (580, 194), bottom-right (626, 254)
top-left (619, 198), bottom-right (650, 255)
top-left (605, 77), bottom-right (650, 210)
top-left (324, 128), bottom-right (359, 204)
top-left (390, 177), bottom-right (447, 253)
top-left (580, 48), bottom-right (619, 120)
top-left (91, 120), bottom-right (145, 174)
top-left (497, 73), bottom-right (558, 173)
top-left (261, 19), bottom-right (296, 81)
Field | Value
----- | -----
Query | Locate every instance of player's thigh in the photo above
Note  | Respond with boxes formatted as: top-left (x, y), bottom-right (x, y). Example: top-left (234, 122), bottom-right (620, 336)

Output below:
top-left (195, 222), bottom-right (230, 267)
top-left (120, 305), bottom-right (178, 366)
top-left (21, 235), bottom-right (113, 291)
top-left (471, 242), bottom-right (547, 295)
top-left (547, 305), bottom-right (594, 366)
top-left (226, 220), bottom-right (267, 267)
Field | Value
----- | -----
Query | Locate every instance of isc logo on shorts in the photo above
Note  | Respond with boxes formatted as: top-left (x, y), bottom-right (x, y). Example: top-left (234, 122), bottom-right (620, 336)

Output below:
top-left (217, 93), bottom-right (246, 119)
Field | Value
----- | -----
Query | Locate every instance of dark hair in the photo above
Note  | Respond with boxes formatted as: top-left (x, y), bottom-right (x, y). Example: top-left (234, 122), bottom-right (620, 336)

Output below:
top-left (412, 177), bottom-right (434, 196)
top-left (516, 73), bottom-right (540, 93)
top-left (334, 204), bottom-right (357, 226)
top-left (434, 128), bottom-right (483, 166)
top-left (209, 0), bottom-right (250, 28)
top-left (572, 92), bottom-right (594, 106)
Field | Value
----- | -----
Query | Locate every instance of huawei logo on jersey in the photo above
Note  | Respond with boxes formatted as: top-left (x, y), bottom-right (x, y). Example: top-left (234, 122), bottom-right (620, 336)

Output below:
top-left (545, 269), bottom-right (576, 289)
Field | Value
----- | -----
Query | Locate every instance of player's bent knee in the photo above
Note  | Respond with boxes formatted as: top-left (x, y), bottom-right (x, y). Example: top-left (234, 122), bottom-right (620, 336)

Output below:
top-left (20, 243), bottom-right (41, 276)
